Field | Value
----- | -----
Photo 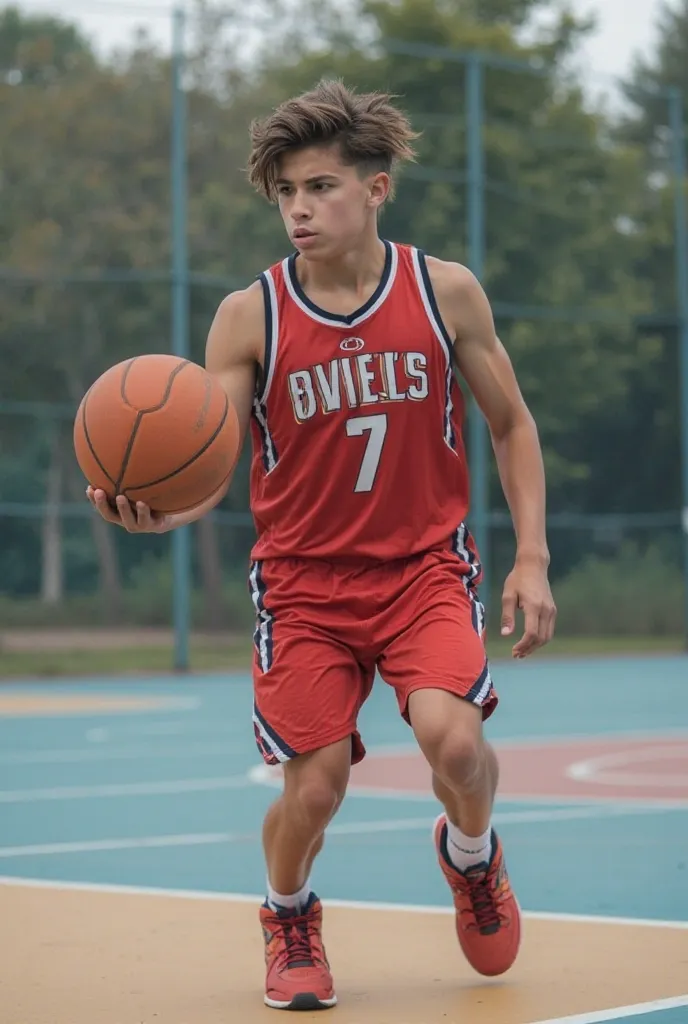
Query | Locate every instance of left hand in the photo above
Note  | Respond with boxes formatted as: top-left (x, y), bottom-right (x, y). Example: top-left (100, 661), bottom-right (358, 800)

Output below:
top-left (500, 558), bottom-right (557, 659)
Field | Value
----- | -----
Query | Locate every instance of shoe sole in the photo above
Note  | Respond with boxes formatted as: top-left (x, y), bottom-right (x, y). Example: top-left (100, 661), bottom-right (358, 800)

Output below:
top-left (264, 992), bottom-right (338, 1010)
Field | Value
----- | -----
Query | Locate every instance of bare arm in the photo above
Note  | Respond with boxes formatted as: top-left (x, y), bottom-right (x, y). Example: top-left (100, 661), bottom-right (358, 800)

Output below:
top-left (88, 283), bottom-right (264, 533)
top-left (428, 257), bottom-right (556, 655)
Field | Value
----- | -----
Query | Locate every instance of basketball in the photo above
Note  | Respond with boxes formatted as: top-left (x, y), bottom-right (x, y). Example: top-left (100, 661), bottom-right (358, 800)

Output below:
top-left (73, 353), bottom-right (241, 514)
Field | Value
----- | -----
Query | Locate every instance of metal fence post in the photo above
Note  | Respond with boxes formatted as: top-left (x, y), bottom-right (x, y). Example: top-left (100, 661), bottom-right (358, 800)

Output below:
top-left (171, 5), bottom-right (191, 671)
top-left (465, 53), bottom-right (491, 600)
top-left (668, 87), bottom-right (688, 650)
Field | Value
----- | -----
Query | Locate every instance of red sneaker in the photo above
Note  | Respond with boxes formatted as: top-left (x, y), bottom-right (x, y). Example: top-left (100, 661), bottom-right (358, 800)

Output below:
top-left (260, 893), bottom-right (337, 1010)
top-left (433, 814), bottom-right (521, 976)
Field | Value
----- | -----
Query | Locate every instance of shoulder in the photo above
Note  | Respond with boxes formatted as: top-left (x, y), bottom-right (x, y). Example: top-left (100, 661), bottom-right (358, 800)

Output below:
top-left (424, 255), bottom-right (481, 304)
top-left (423, 255), bottom-right (494, 340)
top-left (213, 280), bottom-right (266, 336)
top-left (205, 280), bottom-right (265, 371)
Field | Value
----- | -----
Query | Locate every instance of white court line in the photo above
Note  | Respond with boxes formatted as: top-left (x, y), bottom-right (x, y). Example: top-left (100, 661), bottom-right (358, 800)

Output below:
top-left (568, 746), bottom-right (688, 788)
top-left (1, 875), bottom-right (688, 932)
top-left (0, 743), bottom-right (234, 765)
top-left (0, 832), bottom-right (248, 858)
top-left (1, 802), bottom-right (686, 858)
top-left (490, 793), bottom-right (688, 809)
top-left (0, 775), bottom-right (251, 803)
top-left (531, 994), bottom-right (688, 1023)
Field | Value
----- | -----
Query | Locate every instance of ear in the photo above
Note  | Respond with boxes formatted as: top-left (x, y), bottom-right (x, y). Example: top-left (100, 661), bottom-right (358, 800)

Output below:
top-left (368, 172), bottom-right (391, 209)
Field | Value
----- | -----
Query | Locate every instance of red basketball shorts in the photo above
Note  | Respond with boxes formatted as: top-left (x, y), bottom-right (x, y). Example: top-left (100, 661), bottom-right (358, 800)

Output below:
top-left (249, 544), bottom-right (498, 767)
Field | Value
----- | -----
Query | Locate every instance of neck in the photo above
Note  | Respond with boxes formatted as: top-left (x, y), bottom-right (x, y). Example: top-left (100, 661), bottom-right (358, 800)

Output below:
top-left (295, 230), bottom-right (387, 296)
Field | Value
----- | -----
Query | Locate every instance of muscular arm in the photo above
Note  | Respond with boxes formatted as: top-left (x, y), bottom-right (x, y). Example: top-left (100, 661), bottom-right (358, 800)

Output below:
top-left (428, 257), bottom-right (556, 654)
top-left (88, 283), bottom-right (264, 532)
top-left (164, 282), bottom-right (264, 528)
top-left (430, 258), bottom-right (549, 566)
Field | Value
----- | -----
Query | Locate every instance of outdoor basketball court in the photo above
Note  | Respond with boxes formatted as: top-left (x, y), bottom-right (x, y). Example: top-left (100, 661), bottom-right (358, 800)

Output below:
top-left (1, 652), bottom-right (687, 1023)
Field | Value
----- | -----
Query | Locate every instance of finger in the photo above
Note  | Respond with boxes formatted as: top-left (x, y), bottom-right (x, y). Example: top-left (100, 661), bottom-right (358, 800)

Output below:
top-left (115, 494), bottom-right (139, 531)
top-left (92, 489), bottom-right (121, 524)
top-left (501, 588), bottom-right (518, 636)
top-left (86, 486), bottom-right (96, 508)
top-left (135, 502), bottom-right (154, 530)
top-left (513, 603), bottom-right (541, 658)
top-left (538, 606), bottom-right (551, 647)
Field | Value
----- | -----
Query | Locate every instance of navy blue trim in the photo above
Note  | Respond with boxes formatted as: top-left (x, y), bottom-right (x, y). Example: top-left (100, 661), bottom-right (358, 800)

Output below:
top-left (252, 396), bottom-right (278, 474)
top-left (250, 278), bottom-right (279, 473)
top-left (250, 561), bottom-right (275, 671)
top-left (466, 662), bottom-right (491, 704)
top-left (287, 240), bottom-right (393, 325)
top-left (256, 273), bottom-right (273, 404)
top-left (253, 701), bottom-right (297, 760)
top-left (417, 249), bottom-right (454, 360)
top-left (443, 371), bottom-right (457, 451)
top-left (469, 593), bottom-right (480, 635)
top-left (451, 523), bottom-right (482, 585)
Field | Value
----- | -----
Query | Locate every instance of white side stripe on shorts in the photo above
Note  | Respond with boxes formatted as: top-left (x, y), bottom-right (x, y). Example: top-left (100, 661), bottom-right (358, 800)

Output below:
top-left (249, 561), bottom-right (274, 673)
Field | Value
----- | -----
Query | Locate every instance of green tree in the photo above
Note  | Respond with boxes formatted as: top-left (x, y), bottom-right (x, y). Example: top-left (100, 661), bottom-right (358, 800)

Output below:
top-left (1, 0), bottom-right (680, 618)
top-left (601, 0), bottom-right (688, 522)
top-left (0, 4), bottom-right (93, 85)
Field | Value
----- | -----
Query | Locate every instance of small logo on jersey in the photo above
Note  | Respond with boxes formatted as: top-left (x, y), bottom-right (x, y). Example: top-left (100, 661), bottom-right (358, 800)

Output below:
top-left (340, 337), bottom-right (365, 352)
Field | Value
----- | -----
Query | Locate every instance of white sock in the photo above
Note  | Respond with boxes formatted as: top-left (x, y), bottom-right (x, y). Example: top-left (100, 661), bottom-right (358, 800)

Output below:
top-left (266, 877), bottom-right (312, 915)
top-left (445, 822), bottom-right (492, 872)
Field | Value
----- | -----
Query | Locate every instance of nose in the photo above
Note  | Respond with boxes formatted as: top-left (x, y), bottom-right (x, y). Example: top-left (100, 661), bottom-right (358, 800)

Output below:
top-left (290, 189), bottom-right (312, 221)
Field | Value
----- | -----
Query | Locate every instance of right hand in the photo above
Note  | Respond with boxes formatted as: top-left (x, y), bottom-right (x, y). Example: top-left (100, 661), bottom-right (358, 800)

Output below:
top-left (86, 487), bottom-right (172, 534)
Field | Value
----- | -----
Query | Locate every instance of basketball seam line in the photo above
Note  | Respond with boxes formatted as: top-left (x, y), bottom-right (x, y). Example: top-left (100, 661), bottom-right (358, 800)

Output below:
top-left (116, 358), bottom-right (193, 493)
top-left (123, 391), bottom-right (231, 493)
top-left (81, 386), bottom-right (116, 488)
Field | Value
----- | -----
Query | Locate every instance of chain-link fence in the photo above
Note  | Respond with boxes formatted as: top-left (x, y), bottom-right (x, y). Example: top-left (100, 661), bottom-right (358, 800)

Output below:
top-left (1, 3), bottom-right (687, 663)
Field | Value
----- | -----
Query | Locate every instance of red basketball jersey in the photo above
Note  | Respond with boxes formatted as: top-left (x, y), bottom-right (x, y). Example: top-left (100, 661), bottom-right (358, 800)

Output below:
top-left (248, 240), bottom-right (478, 568)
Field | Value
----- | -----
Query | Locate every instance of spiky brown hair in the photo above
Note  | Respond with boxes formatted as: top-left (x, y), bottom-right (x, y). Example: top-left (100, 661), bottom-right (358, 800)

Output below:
top-left (246, 78), bottom-right (419, 202)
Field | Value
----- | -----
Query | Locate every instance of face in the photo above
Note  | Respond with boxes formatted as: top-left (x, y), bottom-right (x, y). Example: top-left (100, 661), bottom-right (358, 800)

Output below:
top-left (274, 144), bottom-right (390, 259)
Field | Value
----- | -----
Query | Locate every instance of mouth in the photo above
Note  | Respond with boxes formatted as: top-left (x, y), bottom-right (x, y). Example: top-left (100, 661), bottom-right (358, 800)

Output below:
top-left (292, 228), bottom-right (317, 241)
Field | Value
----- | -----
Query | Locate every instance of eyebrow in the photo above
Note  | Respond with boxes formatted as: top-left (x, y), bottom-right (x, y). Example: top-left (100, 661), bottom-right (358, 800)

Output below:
top-left (275, 174), bottom-right (341, 185)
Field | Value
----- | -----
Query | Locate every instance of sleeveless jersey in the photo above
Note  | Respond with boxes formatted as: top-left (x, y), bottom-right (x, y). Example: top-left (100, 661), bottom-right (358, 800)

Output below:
top-left (248, 240), bottom-right (475, 565)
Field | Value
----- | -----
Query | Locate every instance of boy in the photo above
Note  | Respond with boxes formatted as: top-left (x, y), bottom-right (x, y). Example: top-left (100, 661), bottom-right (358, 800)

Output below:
top-left (89, 78), bottom-right (556, 1011)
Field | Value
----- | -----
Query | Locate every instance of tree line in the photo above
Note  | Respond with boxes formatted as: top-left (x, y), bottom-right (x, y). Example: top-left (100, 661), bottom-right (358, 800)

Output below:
top-left (1, 0), bottom-right (686, 630)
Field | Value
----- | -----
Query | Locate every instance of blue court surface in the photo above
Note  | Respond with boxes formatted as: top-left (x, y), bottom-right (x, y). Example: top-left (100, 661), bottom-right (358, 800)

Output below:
top-left (1, 653), bottom-right (687, 1023)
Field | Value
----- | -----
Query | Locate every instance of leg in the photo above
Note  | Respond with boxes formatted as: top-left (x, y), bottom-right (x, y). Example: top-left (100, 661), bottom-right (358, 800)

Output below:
top-left (409, 687), bottom-right (497, 851)
top-left (409, 689), bottom-right (520, 978)
top-left (411, 692), bottom-right (499, 839)
top-left (250, 559), bottom-right (373, 1011)
top-left (259, 741), bottom-right (352, 1012)
top-left (377, 548), bottom-right (520, 978)
top-left (262, 737), bottom-right (351, 902)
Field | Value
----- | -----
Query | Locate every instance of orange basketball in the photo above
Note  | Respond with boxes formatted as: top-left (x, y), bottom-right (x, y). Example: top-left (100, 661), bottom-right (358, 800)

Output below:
top-left (73, 354), bottom-right (240, 514)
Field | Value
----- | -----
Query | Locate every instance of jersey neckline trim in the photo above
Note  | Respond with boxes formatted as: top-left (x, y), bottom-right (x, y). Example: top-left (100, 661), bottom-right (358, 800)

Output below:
top-left (282, 239), bottom-right (397, 328)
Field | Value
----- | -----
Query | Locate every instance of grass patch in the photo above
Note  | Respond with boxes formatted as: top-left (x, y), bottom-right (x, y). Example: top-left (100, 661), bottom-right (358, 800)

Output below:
top-left (0, 632), bottom-right (684, 680)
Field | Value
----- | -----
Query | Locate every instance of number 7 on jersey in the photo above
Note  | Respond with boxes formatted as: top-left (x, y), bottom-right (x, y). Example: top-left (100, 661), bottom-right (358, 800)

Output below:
top-left (345, 414), bottom-right (388, 493)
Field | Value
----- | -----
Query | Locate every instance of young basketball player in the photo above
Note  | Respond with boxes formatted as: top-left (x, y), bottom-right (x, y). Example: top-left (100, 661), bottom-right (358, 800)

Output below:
top-left (88, 79), bottom-right (556, 1011)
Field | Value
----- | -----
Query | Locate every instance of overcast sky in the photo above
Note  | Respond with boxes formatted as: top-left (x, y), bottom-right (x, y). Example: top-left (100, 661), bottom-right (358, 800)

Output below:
top-left (15, 0), bottom-right (668, 92)
top-left (550, 0), bottom-right (664, 86)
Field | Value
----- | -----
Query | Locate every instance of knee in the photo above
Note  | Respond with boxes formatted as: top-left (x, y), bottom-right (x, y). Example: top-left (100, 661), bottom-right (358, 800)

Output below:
top-left (288, 777), bottom-right (344, 828)
top-left (283, 744), bottom-right (350, 829)
top-left (425, 728), bottom-right (483, 788)
top-left (409, 690), bottom-right (485, 788)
